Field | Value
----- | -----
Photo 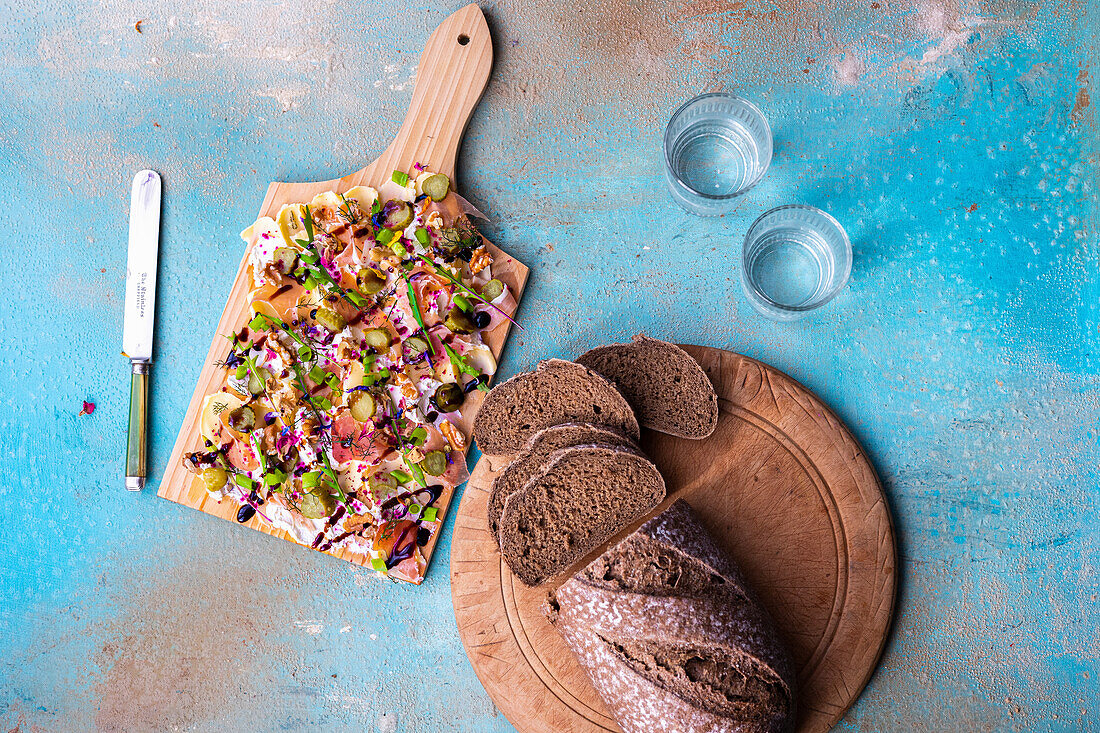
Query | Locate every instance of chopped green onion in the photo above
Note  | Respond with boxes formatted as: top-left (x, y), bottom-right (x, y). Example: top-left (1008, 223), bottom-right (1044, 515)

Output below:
top-left (235, 363), bottom-right (247, 380)
top-left (263, 471), bottom-right (284, 486)
top-left (315, 395), bottom-right (332, 410)
top-left (370, 557), bottom-right (387, 572)
top-left (422, 507), bottom-right (438, 522)
top-left (409, 426), bottom-right (428, 446)
top-left (249, 314), bottom-right (270, 331)
top-left (452, 293), bottom-right (471, 312)
top-left (389, 468), bottom-right (412, 484)
top-left (302, 275), bottom-right (319, 290)
top-left (376, 228), bottom-right (394, 244)
top-left (408, 503), bottom-right (422, 516)
top-left (391, 241), bottom-right (407, 258)
top-left (302, 471), bottom-right (322, 488)
top-left (405, 459), bottom-right (427, 487)
top-left (298, 249), bottom-right (319, 263)
top-left (371, 200), bottom-right (382, 215)
top-left (234, 474), bottom-right (254, 490)
top-left (297, 345), bottom-right (314, 362)
top-left (309, 365), bottom-right (326, 384)
top-left (346, 291), bottom-right (367, 308)
top-left (391, 170), bottom-right (410, 186)
top-left (325, 372), bottom-right (341, 388)
top-left (414, 228), bottom-right (429, 245)
top-left (361, 354), bottom-right (378, 370)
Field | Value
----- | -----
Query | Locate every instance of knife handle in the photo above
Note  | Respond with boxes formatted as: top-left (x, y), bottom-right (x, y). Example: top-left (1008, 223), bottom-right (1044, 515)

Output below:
top-left (125, 361), bottom-right (149, 491)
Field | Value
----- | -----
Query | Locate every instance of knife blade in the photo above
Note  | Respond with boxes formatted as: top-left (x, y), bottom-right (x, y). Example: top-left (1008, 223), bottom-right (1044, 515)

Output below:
top-left (124, 170), bottom-right (162, 490)
top-left (123, 170), bottom-right (161, 360)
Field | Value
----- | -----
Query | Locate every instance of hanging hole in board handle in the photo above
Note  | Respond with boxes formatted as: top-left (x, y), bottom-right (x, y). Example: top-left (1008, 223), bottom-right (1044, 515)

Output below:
top-left (458, 33), bottom-right (470, 46)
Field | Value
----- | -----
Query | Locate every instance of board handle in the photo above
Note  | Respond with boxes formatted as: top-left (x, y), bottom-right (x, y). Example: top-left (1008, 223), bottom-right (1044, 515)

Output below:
top-left (351, 4), bottom-right (492, 184)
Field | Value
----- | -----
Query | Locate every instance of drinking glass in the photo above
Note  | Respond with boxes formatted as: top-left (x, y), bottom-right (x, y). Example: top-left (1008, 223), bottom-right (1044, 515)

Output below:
top-left (741, 205), bottom-right (851, 321)
top-left (663, 93), bottom-right (772, 216)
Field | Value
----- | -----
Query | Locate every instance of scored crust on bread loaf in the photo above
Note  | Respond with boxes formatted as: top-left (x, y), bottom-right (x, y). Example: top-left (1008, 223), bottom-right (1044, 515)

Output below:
top-left (576, 335), bottom-right (719, 439)
top-left (545, 499), bottom-right (795, 733)
top-left (498, 444), bottom-right (665, 586)
top-left (472, 359), bottom-right (641, 456)
top-left (486, 422), bottom-right (635, 546)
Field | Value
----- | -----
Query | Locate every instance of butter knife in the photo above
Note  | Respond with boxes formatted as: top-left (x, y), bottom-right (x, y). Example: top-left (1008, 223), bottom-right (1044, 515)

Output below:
top-left (123, 170), bottom-right (162, 491)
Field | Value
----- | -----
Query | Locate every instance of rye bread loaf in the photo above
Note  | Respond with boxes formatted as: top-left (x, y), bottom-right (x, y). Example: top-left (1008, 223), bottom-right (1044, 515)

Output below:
top-left (545, 499), bottom-right (795, 733)
top-left (498, 444), bottom-right (665, 586)
top-left (576, 335), bottom-right (719, 439)
top-left (472, 359), bottom-right (640, 456)
top-left (486, 422), bottom-right (635, 546)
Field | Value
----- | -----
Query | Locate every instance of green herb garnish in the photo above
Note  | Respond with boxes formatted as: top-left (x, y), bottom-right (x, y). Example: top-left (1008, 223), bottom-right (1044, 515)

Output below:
top-left (391, 170), bottom-right (410, 186)
top-left (406, 280), bottom-right (435, 356)
top-left (417, 255), bottom-right (520, 329)
top-left (337, 194), bottom-right (360, 225)
top-left (444, 343), bottom-right (489, 392)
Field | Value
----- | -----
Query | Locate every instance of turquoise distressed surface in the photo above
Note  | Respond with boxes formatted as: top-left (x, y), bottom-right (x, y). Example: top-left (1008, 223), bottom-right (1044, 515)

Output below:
top-left (1, 0), bottom-right (1097, 730)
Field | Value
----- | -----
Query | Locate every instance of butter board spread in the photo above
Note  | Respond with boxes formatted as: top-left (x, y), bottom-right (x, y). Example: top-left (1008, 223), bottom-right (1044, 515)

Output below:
top-left (182, 169), bottom-right (518, 584)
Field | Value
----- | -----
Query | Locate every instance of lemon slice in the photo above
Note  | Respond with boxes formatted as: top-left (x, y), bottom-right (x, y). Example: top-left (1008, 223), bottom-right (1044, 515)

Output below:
top-left (277, 204), bottom-right (307, 246)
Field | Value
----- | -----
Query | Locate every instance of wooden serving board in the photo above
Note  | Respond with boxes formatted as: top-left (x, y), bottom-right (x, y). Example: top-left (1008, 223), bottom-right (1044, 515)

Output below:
top-left (451, 346), bottom-right (896, 732)
top-left (159, 5), bottom-right (527, 579)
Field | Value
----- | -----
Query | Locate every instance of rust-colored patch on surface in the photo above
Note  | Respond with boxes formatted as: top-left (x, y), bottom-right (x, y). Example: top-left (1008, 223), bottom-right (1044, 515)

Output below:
top-left (966, 203), bottom-right (978, 212)
top-left (92, 562), bottom-right (282, 732)
top-left (1071, 66), bottom-right (1091, 125)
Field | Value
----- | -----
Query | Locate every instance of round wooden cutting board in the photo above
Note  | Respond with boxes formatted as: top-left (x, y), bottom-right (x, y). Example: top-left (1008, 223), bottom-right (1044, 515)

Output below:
top-left (451, 346), bottom-right (896, 733)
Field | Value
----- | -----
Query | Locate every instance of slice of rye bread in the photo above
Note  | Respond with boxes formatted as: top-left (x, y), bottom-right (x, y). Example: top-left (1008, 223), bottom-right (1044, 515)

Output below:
top-left (486, 422), bottom-right (636, 546)
top-left (576, 335), bottom-right (719, 439)
top-left (472, 359), bottom-right (640, 456)
top-left (498, 444), bottom-right (666, 586)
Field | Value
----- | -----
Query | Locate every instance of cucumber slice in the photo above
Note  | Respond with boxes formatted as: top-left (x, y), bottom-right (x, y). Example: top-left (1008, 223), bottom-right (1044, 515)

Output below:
top-left (405, 335), bottom-right (430, 355)
top-left (316, 307), bottom-right (346, 334)
top-left (357, 268), bottom-right (386, 294)
top-left (419, 450), bottom-right (447, 476)
top-left (300, 489), bottom-right (336, 519)
top-left (364, 328), bottom-right (391, 350)
top-left (202, 466), bottom-right (228, 492)
top-left (480, 278), bottom-right (504, 302)
top-left (422, 174), bottom-right (450, 202)
top-left (247, 367), bottom-right (267, 396)
top-left (444, 307), bottom-right (475, 334)
top-left (349, 391), bottom-right (375, 422)
top-left (380, 200), bottom-right (413, 230)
